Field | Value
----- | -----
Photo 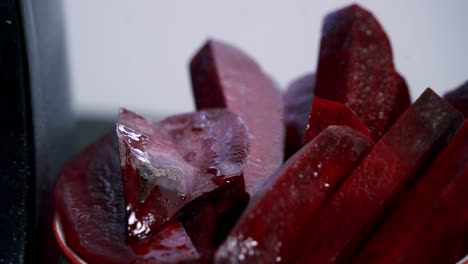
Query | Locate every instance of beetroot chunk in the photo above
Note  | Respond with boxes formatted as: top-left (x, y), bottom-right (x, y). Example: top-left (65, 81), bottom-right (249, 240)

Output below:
top-left (314, 4), bottom-right (410, 141)
top-left (283, 73), bottom-right (315, 159)
top-left (190, 39), bottom-right (285, 195)
top-left (444, 80), bottom-right (468, 118)
top-left (384, 169), bottom-right (468, 264)
top-left (353, 121), bottom-right (468, 264)
top-left (177, 176), bottom-right (249, 262)
top-left (303, 98), bottom-right (370, 145)
top-left (215, 126), bottom-right (373, 263)
top-left (117, 108), bottom-right (249, 241)
top-left (295, 88), bottom-right (463, 264)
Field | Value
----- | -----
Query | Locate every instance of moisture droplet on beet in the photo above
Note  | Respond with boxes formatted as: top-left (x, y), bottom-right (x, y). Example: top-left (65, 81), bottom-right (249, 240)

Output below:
top-left (116, 108), bottom-right (249, 241)
top-left (283, 73), bottom-right (315, 159)
top-left (303, 97), bottom-right (371, 145)
top-left (215, 126), bottom-right (373, 263)
top-left (314, 4), bottom-right (410, 141)
top-left (190, 39), bottom-right (285, 195)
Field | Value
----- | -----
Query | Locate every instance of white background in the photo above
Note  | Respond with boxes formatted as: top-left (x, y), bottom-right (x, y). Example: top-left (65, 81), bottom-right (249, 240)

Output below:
top-left (63, 1), bottom-right (468, 118)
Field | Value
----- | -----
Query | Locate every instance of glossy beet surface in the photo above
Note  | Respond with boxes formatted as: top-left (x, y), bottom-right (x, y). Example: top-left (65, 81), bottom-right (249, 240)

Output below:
top-left (283, 73), bottom-right (315, 159)
top-left (295, 89), bottom-right (463, 264)
top-left (303, 98), bottom-right (370, 145)
top-left (55, 133), bottom-right (200, 264)
top-left (215, 126), bottom-right (374, 263)
top-left (117, 108), bottom-right (249, 241)
top-left (190, 39), bottom-right (285, 195)
top-left (314, 4), bottom-right (410, 141)
top-left (353, 121), bottom-right (468, 264)
top-left (444, 80), bottom-right (468, 118)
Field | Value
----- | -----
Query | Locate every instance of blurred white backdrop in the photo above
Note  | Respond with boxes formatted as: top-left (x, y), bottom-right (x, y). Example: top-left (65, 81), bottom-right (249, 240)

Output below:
top-left (63, 0), bottom-right (468, 118)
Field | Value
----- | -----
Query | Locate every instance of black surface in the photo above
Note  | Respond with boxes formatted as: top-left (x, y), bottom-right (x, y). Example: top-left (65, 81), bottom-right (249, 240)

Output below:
top-left (0, 0), bottom-right (35, 262)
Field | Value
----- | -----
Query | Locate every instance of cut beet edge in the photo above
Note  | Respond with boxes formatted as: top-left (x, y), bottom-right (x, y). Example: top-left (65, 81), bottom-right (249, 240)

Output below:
top-left (303, 97), bottom-right (371, 145)
top-left (283, 73), bottom-right (315, 159)
top-left (444, 80), bottom-right (468, 118)
top-left (294, 88), bottom-right (464, 264)
top-left (116, 108), bottom-right (249, 241)
top-left (352, 120), bottom-right (468, 264)
top-left (214, 125), bottom-right (374, 263)
top-left (314, 4), bottom-right (410, 141)
top-left (190, 39), bottom-right (285, 195)
top-left (177, 176), bottom-right (250, 262)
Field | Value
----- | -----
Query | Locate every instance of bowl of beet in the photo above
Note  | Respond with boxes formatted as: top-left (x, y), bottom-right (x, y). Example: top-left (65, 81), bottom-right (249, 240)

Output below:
top-left (53, 4), bottom-right (468, 264)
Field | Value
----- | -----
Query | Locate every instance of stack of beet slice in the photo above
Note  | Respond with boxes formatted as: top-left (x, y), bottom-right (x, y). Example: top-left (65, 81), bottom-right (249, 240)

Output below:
top-left (53, 3), bottom-right (468, 264)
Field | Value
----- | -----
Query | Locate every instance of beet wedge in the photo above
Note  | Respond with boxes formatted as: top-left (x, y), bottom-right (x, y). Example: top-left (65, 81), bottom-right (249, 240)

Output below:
top-left (444, 80), bottom-right (468, 118)
top-left (214, 126), bottom-right (374, 263)
top-left (283, 73), bottom-right (315, 159)
top-left (190, 39), bottom-right (285, 195)
top-left (117, 108), bottom-right (249, 241)
top-left (294, 88), bottom-right (463, 264)
top-left (353, 120), bottom-right (468, 264)
top-left (383, 169), bottom-right (468, 264)
top-left (54, 133), bottom-right (200, 264)
top-left (303, 98), bottom-right (371, 145)
top-left (314, 4), bottom-right (410, 141)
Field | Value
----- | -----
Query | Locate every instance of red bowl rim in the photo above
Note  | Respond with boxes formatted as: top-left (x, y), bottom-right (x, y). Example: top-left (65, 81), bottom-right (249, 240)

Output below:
top-left (53, 213), bottom-right (86, 264)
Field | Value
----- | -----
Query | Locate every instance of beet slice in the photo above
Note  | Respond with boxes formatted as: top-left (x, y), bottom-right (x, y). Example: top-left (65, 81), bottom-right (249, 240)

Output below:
top-left (444, 80), bottom-right (468, 118)
top-left (214, 126), bottom-right (374, 263)
top-left (283, 73), bottom-right (315, 159)
top-left (190, 39), bottom-right (285, 195)
top-left (314, 4), bottom-right (410, 141)
top-left (55, 133), bottom-right (134, 263)
top-left (303, 98), bottom-right (370, 145)
top-left (117, 108), bottom-right (249, 241)
top-left (353, 120), bottom-right (468, 264)
top-left (294, 88), bottom-right (463, 264)
top-left (389, 73), bottom-right (411, 124)
top-left (55, 133), bottom-right (202, 264)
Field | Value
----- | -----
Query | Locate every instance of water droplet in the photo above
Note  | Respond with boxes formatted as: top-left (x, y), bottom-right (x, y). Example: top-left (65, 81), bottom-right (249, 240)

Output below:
top-left (324, 183), bottom-right (330, 188)
top-left (276, 256), bottom-right (282, 262)
top-left (313, 172), bottom-right (318, 177)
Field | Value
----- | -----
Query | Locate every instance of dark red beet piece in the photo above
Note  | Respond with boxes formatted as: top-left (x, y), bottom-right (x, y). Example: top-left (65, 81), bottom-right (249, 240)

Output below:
top-left (353, 120), bottom-right (468, 264)
top-left (177, 176), bottom-right (249, 262)
top-left (294, 88), bottom-right (463, 264)
top-left (55, 133), bottom-right (200, 264)
top-left (214, 126), bottom-right (374, 263)
top-left (190, 39), bottom-right (285, 195)
top-left (303, 98), bottom-right (370, 145)
top-left (389, 73), bottom-right (411, 124)
top-left (444, 80), bottom-right (468, 118)
top-left (117, 108), bottom-right (249, 241)
top-left (283, 73), bottom-right (315, 159)
top-left (314, 4), bottom-right (410, 141)
top-left (386, 169), bottom-right (468, 264)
